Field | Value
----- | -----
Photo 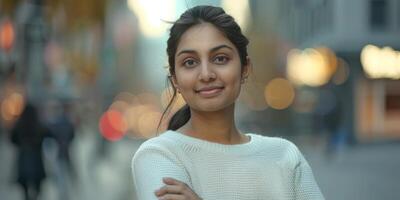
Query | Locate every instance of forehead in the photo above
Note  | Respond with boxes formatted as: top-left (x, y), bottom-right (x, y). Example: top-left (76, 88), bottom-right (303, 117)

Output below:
top-left (176, 23), bottom-right (235, 54)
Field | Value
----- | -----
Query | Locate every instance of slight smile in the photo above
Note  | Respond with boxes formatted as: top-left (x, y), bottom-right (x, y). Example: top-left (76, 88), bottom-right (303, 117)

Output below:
top-left (195, 86), bottom-right (225, 98)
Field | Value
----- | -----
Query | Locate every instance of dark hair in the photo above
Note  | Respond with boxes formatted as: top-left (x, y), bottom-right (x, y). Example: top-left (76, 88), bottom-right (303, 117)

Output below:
top-left (159, 5), bottom-right (249, 131)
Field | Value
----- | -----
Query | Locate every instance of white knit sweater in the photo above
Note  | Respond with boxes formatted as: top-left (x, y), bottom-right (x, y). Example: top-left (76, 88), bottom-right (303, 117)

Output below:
top-left (131, 130), bottom-right (324, 200)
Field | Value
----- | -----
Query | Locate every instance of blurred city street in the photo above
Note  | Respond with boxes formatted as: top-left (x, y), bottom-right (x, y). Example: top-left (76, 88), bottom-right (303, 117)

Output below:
top-left (1, 0), bottom-right (400, 199)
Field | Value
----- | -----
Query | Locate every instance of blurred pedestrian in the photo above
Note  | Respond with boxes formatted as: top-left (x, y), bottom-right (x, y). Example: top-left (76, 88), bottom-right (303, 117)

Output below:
top-left (44, 100), bottom-right (76, 200)
top-left (46, 101), bottom-right (76, 178)
top-left (10, 103), bottom-right (51, 200)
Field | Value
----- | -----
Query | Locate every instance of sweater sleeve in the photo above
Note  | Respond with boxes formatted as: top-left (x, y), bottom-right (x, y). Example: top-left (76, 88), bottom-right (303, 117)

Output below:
top-left (292, 144), bottom-right (325, 200)
top-left (131, 144), bottom-right (192, 200)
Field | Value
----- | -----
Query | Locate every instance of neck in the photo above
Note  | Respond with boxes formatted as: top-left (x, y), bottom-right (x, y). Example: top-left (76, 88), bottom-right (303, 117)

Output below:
top-left (178, 104), bottom-right (246, 144)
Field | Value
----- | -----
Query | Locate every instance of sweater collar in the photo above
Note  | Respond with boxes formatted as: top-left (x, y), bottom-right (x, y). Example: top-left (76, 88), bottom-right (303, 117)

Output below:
top-left (162, 130), bottom-right (263, 155)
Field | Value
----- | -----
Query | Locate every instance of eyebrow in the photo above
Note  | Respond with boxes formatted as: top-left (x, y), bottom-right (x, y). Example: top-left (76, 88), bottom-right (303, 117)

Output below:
top-left (176, 44), bottom-right (234, 57)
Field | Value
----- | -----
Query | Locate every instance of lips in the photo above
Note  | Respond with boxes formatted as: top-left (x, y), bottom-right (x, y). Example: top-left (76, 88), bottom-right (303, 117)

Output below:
top-left (195, 86), bottom-right (224, 97)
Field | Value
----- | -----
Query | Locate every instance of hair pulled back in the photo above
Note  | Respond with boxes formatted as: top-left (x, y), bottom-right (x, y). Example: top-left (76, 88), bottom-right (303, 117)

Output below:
top-left (160, 5), bottom-right (249, 131)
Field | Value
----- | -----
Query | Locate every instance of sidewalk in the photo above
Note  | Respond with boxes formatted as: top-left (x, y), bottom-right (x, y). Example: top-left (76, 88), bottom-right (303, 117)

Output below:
top-left (299, 139), bottom-right (400, 200)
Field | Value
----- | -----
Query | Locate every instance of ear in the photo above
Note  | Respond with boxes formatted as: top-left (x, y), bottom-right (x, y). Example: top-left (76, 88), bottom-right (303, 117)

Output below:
top-left (241, 56), bottom-right (252, 83)
top-left (170, 75), bottom-right (179, 90)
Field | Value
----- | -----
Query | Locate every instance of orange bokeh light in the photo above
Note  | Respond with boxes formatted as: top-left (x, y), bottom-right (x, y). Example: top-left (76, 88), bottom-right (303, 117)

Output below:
top-left (99, 110), bottom-right (127, 141)
top-left (264, 78), bottom-right (295, 110)
top-left (0, 20), bottom-right (15, 51)
top-left (138, 111), bottom-right (162, 138)
top-left (1, 92), bottom-right (25, 122)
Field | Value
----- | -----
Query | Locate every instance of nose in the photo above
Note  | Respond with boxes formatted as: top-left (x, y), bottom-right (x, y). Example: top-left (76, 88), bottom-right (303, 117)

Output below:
top-left (198, 62), bottom-right (216, 82)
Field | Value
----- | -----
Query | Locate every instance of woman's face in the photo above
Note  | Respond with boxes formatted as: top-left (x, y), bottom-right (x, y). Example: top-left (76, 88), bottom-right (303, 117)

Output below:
top-left (172, 23), bottom-right (249, 112)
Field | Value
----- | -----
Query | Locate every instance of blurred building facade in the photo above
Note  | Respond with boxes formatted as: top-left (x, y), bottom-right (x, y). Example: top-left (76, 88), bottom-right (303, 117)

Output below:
top-left (260, 0), bottom-right (400, 142)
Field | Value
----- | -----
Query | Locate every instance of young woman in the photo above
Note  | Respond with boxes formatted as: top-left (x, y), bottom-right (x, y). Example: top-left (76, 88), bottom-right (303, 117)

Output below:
top-left (132, 5), bottom-right (324, 200)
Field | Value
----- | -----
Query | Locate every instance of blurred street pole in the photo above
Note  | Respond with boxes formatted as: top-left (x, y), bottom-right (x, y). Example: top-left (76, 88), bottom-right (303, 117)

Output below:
top-left (19, 0), bottom-right (48, 103)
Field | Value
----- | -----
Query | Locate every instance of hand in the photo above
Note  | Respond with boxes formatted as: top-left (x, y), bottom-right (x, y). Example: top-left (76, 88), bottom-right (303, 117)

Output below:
top-left (154, 177), bottom-right (202, 200)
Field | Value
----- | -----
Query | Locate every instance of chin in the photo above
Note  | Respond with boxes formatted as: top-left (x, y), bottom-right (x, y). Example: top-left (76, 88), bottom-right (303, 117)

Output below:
top-left (191, 101), bottom-right (235, 113)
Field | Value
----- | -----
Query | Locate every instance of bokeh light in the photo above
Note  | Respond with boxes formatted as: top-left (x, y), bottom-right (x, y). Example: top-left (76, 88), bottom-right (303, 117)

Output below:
top-left (221, 0), bottom-right (250, 32)
top-left (361, 44), bottom-right (400, 79)
top-left (114, 91), bottom-right (137, 104)
top-left (124, 105), bottom-right (142, 138)
top-left (287, 47), bottom-right (338, 87)
top-left (127, 0), bottom-right (176, 38)
top-left (99, 91), bottom-right (165, 139)
top-left (161, 87), bottom-right (186, 112)
top-left (99, 110), bottom-right (127, 142)
top-left (137, 92), bottom-right (160, 108)
top-left (109, 100), bottom-right (130, 113)
top-left (124, 104), bottom-right (154, 138)
top-left (1, 99), bottom-right (14, 121)
top-left (1, 92), bottom-right (25, 122)
top-left (0, 19), bottom-right (15, 51)
top-left (264, 78), bottom-right (295, 110)
top-left (137, 111), bottom-right (162, 138)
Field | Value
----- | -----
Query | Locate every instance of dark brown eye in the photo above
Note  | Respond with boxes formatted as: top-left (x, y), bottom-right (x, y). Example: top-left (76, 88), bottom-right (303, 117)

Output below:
top-left (183, 58), bottom-right (198, 68)
top-left (213, 55), bottom-right (229, 64)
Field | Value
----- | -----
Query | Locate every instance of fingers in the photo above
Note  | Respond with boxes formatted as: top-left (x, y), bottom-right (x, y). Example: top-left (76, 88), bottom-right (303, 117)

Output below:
top-left (162, 177), bottom-right (183, 185)
top-left (155, 177), bottom-right (203, 200)
top-left (155, 177), bottom-right (189, 198)
top-left (154, 184), bottom-right (181, 196)
top-left (156, 194), bottom-right (184, 200)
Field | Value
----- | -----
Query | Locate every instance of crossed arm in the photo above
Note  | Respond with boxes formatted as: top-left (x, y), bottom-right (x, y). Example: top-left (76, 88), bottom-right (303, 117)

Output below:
top-left (132, 146), bottom-right (202, 200)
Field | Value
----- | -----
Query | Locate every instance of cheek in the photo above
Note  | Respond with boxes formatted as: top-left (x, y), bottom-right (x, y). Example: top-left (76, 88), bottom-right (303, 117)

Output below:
top-left (175, 72), bottom-right (195, 91)
top-left (226, 71), bottom-right (243, 97)
top-left (223, 68), bottom-right (242, 87)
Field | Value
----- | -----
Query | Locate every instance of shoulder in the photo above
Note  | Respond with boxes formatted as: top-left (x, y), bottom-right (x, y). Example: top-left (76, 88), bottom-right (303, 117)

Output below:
top-left (132, 131), bottom-right (181, 165)
top-left (136, 131), bottom-right (175, 150)
top-left (251, 133), bottom-right (298, 152)
top-left (250, 133), bottom-right (303, 166)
